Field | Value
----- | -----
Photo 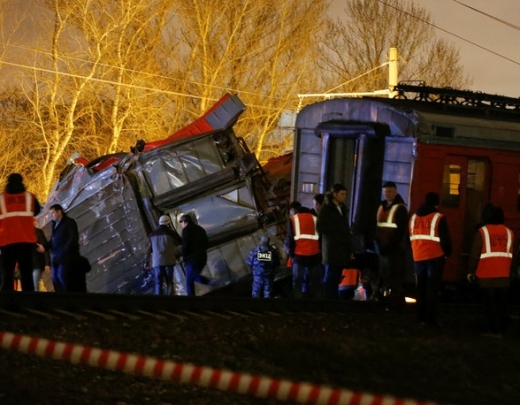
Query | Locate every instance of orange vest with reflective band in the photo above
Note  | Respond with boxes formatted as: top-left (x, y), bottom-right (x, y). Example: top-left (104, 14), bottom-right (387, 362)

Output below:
top-left (0, 191), bottom-right (37, 246)
top-left (291, 213), bottom-right (320, 256)
top-left (376, 203), bottom-right (403, 248)
top-left (476, 224), bottom-right (513, 279)
top-left (409, 212), bottom-right (445, 261)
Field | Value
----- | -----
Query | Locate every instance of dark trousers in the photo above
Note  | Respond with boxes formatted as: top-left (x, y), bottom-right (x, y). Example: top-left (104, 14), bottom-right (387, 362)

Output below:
top-left (481, 287), bottom-right (509, 335)
top-left (185, 263), bottom-right (209, 296)
top-left (414, 257), bottom-right (445, 325)
top-left (378, 249), bottom-right (406, 310)
top-left (52, 262), bottom-right (86, 293)
top-left (154, 265), bottom-right (174, 295)
top-left (0, 243), bottom-right (34, 291)
top-left (323, 264), bottom-right (343, 299)
top-left (292, 262), bottom-right (322, 299)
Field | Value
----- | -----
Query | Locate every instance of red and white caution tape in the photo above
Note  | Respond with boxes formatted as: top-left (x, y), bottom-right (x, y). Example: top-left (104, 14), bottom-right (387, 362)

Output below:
top-left (0, 331), bottom-right (441, 405)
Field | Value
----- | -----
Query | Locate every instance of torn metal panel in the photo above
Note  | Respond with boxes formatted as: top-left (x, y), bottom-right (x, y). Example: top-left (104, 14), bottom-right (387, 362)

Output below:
top-left (40, 94), bottom-right (285, 295)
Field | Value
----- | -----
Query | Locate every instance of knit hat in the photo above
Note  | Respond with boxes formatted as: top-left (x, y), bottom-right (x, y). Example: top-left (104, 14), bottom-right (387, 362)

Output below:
top-left (179, 214), bottom-right (192, 223)
top-left (424, 192), bottom-right (440, 206)
top-left (159, 215), bottom-right (171, 225)
top-left (7, 173), bottom-right (23, 184)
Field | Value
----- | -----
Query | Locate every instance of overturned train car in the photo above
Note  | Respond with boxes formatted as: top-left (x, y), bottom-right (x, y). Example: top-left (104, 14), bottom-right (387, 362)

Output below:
top-left (40, 94), bottom-right (285, 295)
top-left (292, 84), bottom-right (520, 285)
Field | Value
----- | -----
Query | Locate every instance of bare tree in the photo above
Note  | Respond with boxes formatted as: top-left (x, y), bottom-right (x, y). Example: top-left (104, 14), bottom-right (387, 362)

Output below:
top-left (321, 0), bottom-right (471, 93)
top-left (172, 0), bottom-right (328, 161)
top-left (3, 0), bottom-right (329, 196)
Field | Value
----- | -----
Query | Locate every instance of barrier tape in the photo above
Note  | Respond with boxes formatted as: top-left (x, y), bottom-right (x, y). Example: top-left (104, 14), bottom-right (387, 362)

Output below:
top-left (1, 331), bottom-right (442, 405)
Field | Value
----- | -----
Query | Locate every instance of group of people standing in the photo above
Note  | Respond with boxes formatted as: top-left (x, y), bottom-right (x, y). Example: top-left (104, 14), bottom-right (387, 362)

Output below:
top-left (274, 179), bottom-right (516, 337)
top-left (376, 183), bottom-right (452, 326)
top-left (0, 173), bottom-right (85, 293)
top-left (376, 181), bottom-right (515, 336)
top-left (280, 183), bottom-right (352, 300)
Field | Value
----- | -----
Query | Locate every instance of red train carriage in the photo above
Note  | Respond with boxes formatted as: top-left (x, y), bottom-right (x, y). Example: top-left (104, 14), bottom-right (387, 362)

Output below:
top-left (292, 84), bottom-right (520, 285)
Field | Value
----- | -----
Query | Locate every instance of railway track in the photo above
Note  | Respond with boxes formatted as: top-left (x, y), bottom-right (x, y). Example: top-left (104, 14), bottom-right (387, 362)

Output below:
top-left (0, 290), bottom-right (500, 318)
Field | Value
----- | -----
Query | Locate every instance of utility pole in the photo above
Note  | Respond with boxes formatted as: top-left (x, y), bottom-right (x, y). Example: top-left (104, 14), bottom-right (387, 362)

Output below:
top-left (388, 47), bottom-right (398, 98)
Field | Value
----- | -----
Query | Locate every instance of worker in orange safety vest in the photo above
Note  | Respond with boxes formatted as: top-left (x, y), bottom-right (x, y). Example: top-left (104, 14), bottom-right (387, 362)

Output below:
top-left (0, 173), bottom-right (41, 291)
top-left (467, 205), bottom-right (517, 337)
top-left (409, 192), bottom-right (451, 327)
top-left (284, 201), bottom-right (322, 299)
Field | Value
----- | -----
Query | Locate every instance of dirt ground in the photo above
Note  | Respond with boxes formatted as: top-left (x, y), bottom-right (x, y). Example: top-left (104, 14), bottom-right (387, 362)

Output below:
top-left (1, 301), bottom-right (520, 405)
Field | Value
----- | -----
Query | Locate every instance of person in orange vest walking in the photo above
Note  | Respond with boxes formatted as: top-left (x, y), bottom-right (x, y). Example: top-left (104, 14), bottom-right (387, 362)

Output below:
top-left (0, 173), bottom-right (41, 291)
top-left (409, 192), bottom-right (452, 327)
top-left (284, 201), bottom-right (322, 299)
top-left (467, 205), bottom-right (516, 337)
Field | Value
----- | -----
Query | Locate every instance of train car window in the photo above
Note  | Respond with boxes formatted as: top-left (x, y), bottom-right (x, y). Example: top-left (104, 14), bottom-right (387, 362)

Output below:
top-left (435, 126), bottom-right (455, 138)
top-left (442, 164), bottom-right (461, 207)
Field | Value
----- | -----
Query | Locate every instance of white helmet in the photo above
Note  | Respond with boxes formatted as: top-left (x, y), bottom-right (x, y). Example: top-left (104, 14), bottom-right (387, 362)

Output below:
top-left (159, 215), bottom-right (171, 225)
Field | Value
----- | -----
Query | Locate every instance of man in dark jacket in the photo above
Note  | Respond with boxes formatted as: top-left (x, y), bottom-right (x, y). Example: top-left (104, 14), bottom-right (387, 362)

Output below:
top-left (374, 181), bottom-right (409, 309)
top-left (317, 183), bottom-right (352, 299)
top-left (40, 204), bottom-right (85, 292)
top-left (145, 215), bottom-right (182, 295)
top-left (180, 213), bottom-right (210, 296)
top-left (409, 192), bottom-right (452, 326)
top-left (0, 173), bottom-right (41, 291)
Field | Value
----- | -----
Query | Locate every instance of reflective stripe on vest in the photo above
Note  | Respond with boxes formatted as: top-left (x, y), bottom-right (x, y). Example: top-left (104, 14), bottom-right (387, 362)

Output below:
top-left (409, 213), bottom-right (441, 242)
top-left (480, 226), bottom-right (513, 259)
top-left (292, 214), bottom-right (319, 241)
top-left (377, 204), bottom-right (401, 229)
top-left (0, 192), bottom-right (36, 246)
top-left (291, 213), bottom-right (320, 256)
top-left (409, 212), bottom-right (444, 261)
top-left (476, 225), bottom-right (513, 279)
top-left (0, 192), bottom-right (33, 219)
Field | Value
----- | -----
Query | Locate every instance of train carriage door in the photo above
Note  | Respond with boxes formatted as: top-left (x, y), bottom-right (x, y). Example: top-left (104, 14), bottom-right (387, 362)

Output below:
top-left (440, 156), bottom-right (490, 282)
top-left (315, 122), bottom-right (388, 249)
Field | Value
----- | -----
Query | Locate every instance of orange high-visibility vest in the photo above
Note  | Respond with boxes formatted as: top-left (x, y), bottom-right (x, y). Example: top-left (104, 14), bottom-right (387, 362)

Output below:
top-left (338, 268), bottom-right (359, 289)
top-left (291, 213), bottom-right (320, 256)
top-left (476, 224), bottom-right (513, 279)
top-left (409, 212), bottom-right (445, 261)
top-left (0, 191), bottom-right (37, 246)
top-left (376, 203), bottom-right (404, 247)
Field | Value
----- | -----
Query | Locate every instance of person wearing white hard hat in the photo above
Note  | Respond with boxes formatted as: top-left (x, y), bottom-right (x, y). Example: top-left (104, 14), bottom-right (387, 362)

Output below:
top-left (144, 214), bottom-right (182, 295)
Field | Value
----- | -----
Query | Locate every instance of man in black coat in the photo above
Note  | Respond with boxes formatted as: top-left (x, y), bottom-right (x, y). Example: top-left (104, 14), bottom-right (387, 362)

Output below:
top-left (317, 183), bottom-right (352, 299)
top-left (179, 213), bottom-right (210, 296)
top-left (38, 204), bottom-right (85, 292)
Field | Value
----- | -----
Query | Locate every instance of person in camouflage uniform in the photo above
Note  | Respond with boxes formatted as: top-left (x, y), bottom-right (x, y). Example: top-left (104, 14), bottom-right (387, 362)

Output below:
top-left (247, 235), bottom-right (280, 298)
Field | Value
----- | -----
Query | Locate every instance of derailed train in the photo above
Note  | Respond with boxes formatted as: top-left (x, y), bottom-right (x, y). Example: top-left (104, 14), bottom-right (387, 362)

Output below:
top-left (291, 84), bottom-right (520, 289)
top-left (40, 94), bottom-right (287, 295)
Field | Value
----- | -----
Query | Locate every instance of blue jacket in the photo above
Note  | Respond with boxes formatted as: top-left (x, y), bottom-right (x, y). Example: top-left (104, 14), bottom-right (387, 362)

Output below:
top-left (247, 243), bottom-right (280, 273)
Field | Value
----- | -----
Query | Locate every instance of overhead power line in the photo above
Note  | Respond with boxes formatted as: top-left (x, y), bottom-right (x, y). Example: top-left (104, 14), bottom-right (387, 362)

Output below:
top-left (1, 43), bottom-right (290, 105)
top-left (0, 59), bottom-right (283, 111)
top-left (450, 0), bottom-right (520, 31)
top-left (375, 0), bottom-right (520, 67)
